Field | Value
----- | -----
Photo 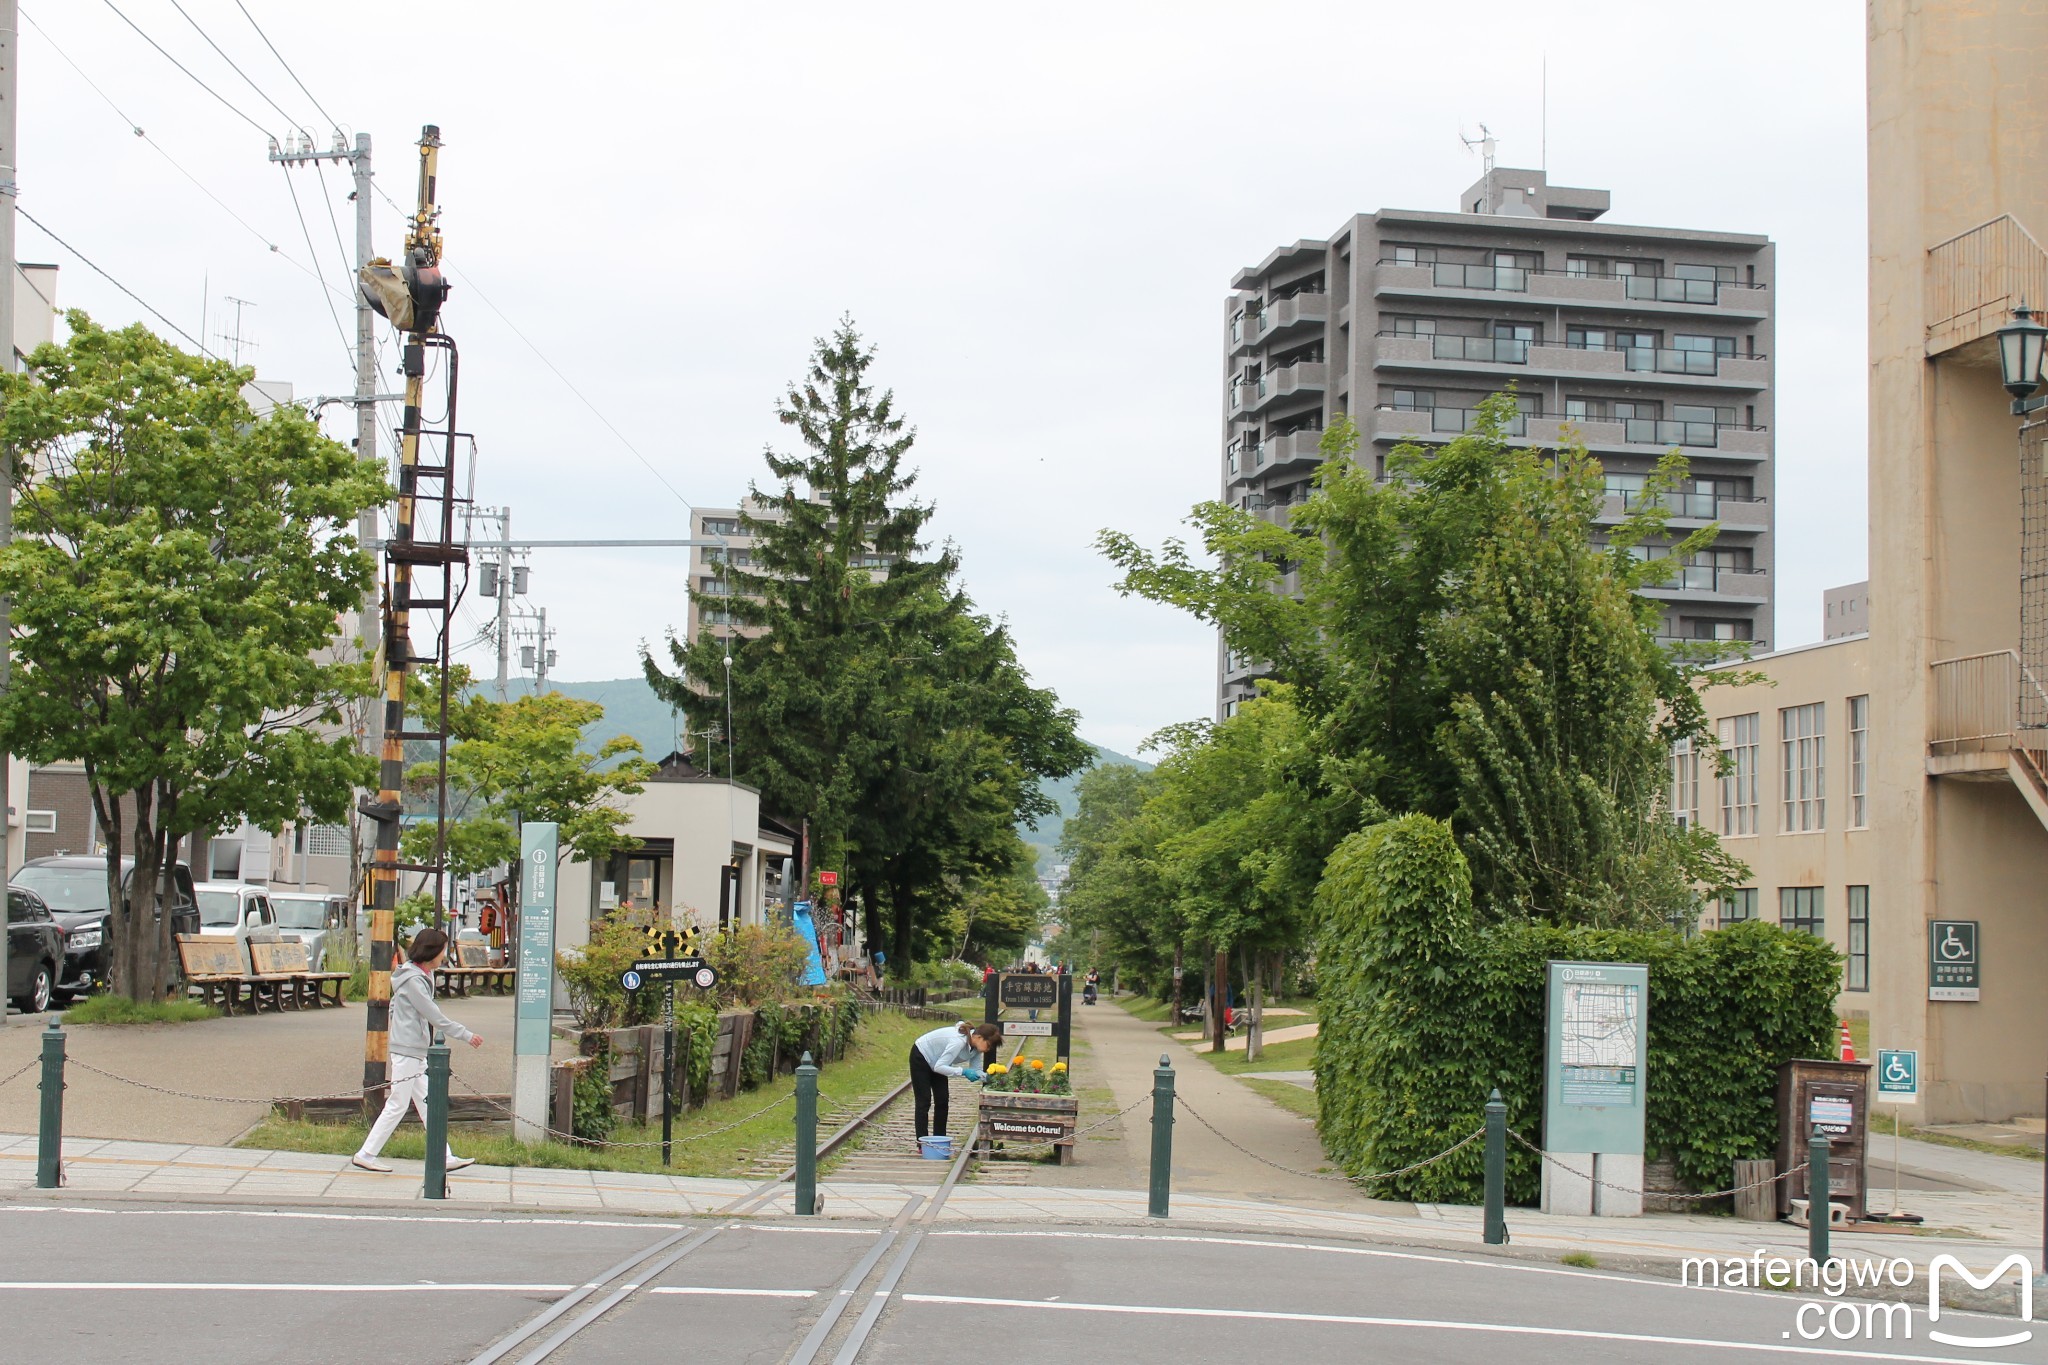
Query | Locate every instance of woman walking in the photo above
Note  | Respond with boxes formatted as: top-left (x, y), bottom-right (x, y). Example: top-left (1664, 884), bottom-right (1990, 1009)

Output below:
top-left (353, 928), bottom-right (486, 1173)
top-left (909, 1021), bottom-right (1000, 1149)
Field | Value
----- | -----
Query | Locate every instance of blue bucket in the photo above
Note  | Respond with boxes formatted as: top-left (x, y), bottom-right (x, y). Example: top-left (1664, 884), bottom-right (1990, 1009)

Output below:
top-left (919, 1135), bottom-right (953, 1161)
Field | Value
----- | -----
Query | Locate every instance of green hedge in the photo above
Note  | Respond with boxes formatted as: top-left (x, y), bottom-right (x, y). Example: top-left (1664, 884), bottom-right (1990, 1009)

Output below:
top-left (1315, 814), bottom-right (1840, 1202)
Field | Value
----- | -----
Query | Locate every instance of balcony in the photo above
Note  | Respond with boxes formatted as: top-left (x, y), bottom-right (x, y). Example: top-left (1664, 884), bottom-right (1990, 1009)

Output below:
top-left (1639, 565), bottom-right (1770, 601)
top-left (1247, 360), bottom-right (1327, 413)
top-left (1375, 334), bottom-right (1766, 390)
top-left (1259, 288), bottom-right (1329, 341)
top-left (1657, 634), bottom-right (1768, 656)
top-left (1374, 407), bottom-right (1770, 459)
top-left (1373, 259), bottom-right (1772, 319)
top-left (1263, 427), bottom-right (1327, 467)
top-left (1596, 492), bottom-right (1769, 531)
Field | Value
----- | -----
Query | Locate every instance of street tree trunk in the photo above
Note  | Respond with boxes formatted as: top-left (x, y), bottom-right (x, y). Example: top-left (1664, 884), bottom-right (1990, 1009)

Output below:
top-left (1244, 943), bottom-right (1263, 1063)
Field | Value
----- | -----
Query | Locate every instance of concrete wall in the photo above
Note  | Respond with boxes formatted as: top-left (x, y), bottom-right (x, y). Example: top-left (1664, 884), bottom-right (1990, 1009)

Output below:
top-left (555, 778), bottom-right (770, 951)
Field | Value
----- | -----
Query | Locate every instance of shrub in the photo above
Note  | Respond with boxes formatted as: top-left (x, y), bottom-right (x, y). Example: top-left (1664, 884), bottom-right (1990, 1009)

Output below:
top-left (1315, 814), bottom-right (1840, 1202)
top-left (570, 1050), bottom-right (616, 1144)
top-left (703, 924), bottom-right (810, 1008)
top-left (557, 911), bottom-right (663, 1030)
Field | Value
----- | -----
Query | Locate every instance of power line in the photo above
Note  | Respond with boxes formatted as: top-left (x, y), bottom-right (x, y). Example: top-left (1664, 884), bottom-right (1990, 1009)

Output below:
top-left (17, 207), bottom-right (209, 355)
top-left (231, 0), bottom-right (341, 133)
top-left (22, 9), bottom-right (334, 297)
top-left (277, 168), bottom-right (354, 366)
top-left (310, 159), bottom-right (356, 286)
top-left (97, 0), bottom-right (273, 139)
top-left (166, 0), bottom-right (305, 134)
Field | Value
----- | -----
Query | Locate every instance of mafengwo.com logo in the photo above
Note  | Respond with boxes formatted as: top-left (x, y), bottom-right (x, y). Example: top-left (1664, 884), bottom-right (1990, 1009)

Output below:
top-left (1681, 1250), bottom-right (2033, 1347)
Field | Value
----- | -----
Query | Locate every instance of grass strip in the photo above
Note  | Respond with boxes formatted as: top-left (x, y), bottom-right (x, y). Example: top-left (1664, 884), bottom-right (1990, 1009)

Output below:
top-left (59, 996), bottom-right (218, 1025)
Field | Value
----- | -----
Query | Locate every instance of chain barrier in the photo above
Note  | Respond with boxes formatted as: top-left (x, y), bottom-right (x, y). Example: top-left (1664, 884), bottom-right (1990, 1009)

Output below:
top-left (1172, 1093), bottom-right (1484, 1187)
top-left (1063, 1094), bottom-right (1150, 1143)
top-left (1507, 1129), bottom-right (1807, 1203)
top-left (66, 1056), bottom-right (320, 1107)
top-left (0, 1056), bottom-right (41, 1091)
top-left (446, 1069), bottom-right (795, 1151)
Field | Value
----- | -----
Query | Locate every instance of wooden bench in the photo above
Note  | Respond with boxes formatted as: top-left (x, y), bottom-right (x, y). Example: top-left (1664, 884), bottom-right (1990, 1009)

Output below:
top-left (436, 943), bottom-right (514, 996)
top-left (249, 940), bottom-right (349, 1009)
top-left (177, 935), bottom-right (251, 1015)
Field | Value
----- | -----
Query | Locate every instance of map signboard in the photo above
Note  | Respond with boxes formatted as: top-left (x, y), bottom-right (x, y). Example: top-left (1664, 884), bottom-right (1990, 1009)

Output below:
top-left (1542, 961), bottom-right (1649, 1157)
top-left (515, 822), bottom-right (560, 1057)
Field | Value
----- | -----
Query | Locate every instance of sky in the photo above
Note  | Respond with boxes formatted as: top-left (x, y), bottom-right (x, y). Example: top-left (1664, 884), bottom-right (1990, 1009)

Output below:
top-left (23, 1), bottom-right (1869, 756)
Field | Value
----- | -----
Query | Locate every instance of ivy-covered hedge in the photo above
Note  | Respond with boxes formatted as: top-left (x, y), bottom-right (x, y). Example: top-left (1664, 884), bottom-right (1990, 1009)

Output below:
top-left (1315, 814), bottom-right (1840, 1202)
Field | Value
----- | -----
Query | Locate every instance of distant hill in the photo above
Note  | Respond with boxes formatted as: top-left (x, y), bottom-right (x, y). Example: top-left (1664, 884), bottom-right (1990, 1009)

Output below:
top-left (548, 677), bottom-right (1150, 857)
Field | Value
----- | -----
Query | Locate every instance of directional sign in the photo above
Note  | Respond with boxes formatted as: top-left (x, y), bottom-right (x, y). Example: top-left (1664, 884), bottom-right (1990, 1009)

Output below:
top-left (1929, 920), bottom-right (1981, 1001)
top-left (818, 871), bottom-right (839, 887)
top-left (1876, 1049), bottom-right (1920, 1103)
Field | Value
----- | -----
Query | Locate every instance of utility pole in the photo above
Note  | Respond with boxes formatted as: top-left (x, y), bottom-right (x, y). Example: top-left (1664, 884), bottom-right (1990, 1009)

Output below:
top-left (497, 508), bottom-right (513, 701)
top-left (536, 606), bottom-right (550, 691)
top-left (0, 0), bottom-right (17, 1017)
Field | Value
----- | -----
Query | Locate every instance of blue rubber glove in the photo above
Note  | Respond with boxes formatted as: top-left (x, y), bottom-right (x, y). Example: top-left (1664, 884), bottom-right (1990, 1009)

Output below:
top-left (961, 1068), bottom-right (984, 1082)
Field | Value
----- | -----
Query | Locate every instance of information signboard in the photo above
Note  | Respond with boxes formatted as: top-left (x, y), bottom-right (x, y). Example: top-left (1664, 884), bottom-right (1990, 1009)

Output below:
top-left (515, 822), bottom-right (560, 1056)
top-left (1928, 920), bottom-right (1980, 1001)
top-left (1542, 961), bottom-right (1649, 1156)
top-left (1004, 1020), bottom-right (1054, 1037)
top-left (998, 973), bottom-right (1060, 1010)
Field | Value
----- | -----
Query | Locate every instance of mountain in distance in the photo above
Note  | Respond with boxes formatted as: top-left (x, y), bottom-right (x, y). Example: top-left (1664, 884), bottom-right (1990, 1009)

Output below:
top-left (547, 677), bottom-right (1151, 858)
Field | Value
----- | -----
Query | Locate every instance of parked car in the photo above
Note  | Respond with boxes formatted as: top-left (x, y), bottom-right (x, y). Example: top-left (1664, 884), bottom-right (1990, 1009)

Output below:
top-left (7, 887), bottom-right (63, 1013)
top-left (193, 882), bottom-right (280, 974)
top-left (11, 855), bottom-right (201, 1000)
top-left (266, 892), bottom-right (348, 969)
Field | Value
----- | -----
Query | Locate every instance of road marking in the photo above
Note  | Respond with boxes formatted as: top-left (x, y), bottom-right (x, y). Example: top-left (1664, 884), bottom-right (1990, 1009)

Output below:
top-left (647, 1287), bottom-right (817, 1298)
top-left (0, 1281), bottom-right (574, 1293)
top-left (899, 1294), bottom-right (2006, 1363)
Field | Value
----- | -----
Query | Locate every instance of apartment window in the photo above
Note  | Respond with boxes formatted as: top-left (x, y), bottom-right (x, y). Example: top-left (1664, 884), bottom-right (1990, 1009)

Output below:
top-left (700, 577), bottom-right (732, 596)
top-left (1389, 388), bottom-right (1434, 411)
top-left (25, 810), bottom-right (57, 834)
top-left (1672, 334), bottom-right (1737, 357)
top-left (1849, 695), bottom-right (1870, 828)
top-left (1718, 889), bottom-right (1757, 927)
top-left (1565, 256), bottom-right (1604, 278)
top-left (1222, 699), bottom-right (1240, 718)
top-left (1605, 471), bottom-right (1647, 501)
top-left (1673, 403), bottom-right (1736, 426)
top-left (1391, 245), bottom-right (1438, 266)
top-left (1565, 396), bottom-right (1608, 421)
top-left (1718, 712), bottom-right (1760, 835)
top-left (1668, 738), bottom-right (1700, 829)
top-left (1780, 887), bottom-right (1824, 937)
top-left (306, 824), bottom-right (351, 858)
top-left (1567, 327), bottom-right (1611, 351)
top-left (1674, 262), bottom-right (1737, 283)
top-left (1847, 886), bottom-right (1870, 991)
top-left (1780, 702), bottom-right (1826, 832)
top-left (701, 518), bottom-right (740, 537)
top-left (1612, 400), bottom-right (1660, 421)
top-left (1391, 317), bottom-right (1437, 337)
top-left (1230, 309), bottom-right (1244, 343)
top-left (1686, 618), bottom-right (1753, 642)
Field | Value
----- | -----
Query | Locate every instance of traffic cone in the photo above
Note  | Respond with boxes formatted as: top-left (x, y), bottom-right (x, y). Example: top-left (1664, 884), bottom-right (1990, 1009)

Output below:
top-left (1839, 1021), bottom-right (1855, 1062)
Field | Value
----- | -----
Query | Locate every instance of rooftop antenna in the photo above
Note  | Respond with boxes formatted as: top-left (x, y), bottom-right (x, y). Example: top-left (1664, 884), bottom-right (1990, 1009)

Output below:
top-left (1459, 122), bottom-right (1497, 213)
top-left (216, 295), bottom-right (259, 367)
top-left (1541, 55), bottom-right (1548, 173)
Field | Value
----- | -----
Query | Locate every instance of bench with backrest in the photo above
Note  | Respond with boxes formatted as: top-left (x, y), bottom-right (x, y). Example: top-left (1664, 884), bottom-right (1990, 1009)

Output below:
top-left (436, 942), bottom-right (514, 997)
top-left (249, 939), bottom-right (349, 1009)
top-left (177, 935), bottom-right (251, 1014)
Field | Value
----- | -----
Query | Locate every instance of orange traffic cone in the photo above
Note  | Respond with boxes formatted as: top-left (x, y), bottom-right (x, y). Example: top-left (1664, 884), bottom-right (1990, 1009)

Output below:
top-left (1839, 1021), bottom-right (1855, 1062)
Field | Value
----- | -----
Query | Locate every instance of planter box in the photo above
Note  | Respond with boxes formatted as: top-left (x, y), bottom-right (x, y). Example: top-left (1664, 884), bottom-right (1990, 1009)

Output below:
top-left (977, 1092), bottom-right (1079, 1165)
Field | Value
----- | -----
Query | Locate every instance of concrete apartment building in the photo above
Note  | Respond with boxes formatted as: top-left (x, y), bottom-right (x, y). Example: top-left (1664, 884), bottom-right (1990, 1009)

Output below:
top-left (1220, 172), bottom-right (1776, 716)
top-left (1686, 0), bottom-right (2048, 1125)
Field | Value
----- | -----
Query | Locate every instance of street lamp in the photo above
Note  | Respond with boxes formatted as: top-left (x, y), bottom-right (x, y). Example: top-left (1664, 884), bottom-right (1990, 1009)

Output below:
top-left (1996, 301), bottom-right (2048, 409)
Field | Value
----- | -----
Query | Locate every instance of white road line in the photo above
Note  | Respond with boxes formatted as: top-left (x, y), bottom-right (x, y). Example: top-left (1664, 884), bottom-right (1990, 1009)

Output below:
top-left (647, 1287), bottom-right (817, 1298)
top-left (898, 1294), bottom-right (2010, 1363)
top-left (0, 1282), bottom-right (574, 1293)
top-left (1, 1206), bottom-right (693, 1231)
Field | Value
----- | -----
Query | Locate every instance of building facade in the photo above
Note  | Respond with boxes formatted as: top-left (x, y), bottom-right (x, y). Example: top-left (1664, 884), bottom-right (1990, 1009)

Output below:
top-left (1689, 0), bottom-right (2048, 1125)
top-left (1221, 172), bottom-right (1776, 716)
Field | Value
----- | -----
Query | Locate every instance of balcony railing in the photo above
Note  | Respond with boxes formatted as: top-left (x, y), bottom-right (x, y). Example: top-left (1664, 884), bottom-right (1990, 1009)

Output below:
top-left (1656, 633), bottom-right (1765, 652)
top-left (1930, 650), bottom-right (2023, 754)
top-left (1644, 564), bottom-right (1766, 595)
top-left (1623, 417), bottom-right (1724, 448)
top-left (1430, 334), bottom-right (1529, 365)
top-left (1625, 275), bottom-right (1726, 305)
top-left (1430, 262), bottom-right (1528, 292)
top-left (1377, 258), bottom-right (1768, 307)
top-left (1611, 491), bottom-right (1765, 520)
top-left (1429, 406), bottom-right (1529, 436)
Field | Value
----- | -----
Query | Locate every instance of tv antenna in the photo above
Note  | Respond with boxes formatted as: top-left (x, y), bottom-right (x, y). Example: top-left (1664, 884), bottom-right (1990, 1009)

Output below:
top-left (216, 295), bottom-right (259, 367)
top-left (1459, 123), bottom-right (1498, 173)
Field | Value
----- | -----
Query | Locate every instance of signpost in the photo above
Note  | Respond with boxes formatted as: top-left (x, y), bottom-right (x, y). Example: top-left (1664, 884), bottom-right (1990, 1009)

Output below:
top-left (1929, 920), bottom-right (1981, 1001)
top-left (512, 823), bottom-right (560, 1143)
top-left (1874, 1048), bottom-right (1920, 1221)
top-left (986, 972), bottom-right (1074, 1062)
top-left (619, 925), bottom-right (720, 1165)
top-left (1541, 960), bottom-right (1649, 1217)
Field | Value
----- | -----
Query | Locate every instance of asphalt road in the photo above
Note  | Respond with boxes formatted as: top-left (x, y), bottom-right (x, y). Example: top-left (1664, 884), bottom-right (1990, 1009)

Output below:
top-left (6, 1201), bottom-right (2047, 1364)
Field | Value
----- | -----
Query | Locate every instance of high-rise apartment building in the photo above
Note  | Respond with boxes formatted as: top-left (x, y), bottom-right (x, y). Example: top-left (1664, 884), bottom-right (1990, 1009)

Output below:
top-left (1219, 169), bottom-right (1776, 716)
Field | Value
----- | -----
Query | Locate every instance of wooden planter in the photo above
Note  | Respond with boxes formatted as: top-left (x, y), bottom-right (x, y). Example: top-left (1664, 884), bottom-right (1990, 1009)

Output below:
top-left (977, 1091), bottom-right (1079, 1165)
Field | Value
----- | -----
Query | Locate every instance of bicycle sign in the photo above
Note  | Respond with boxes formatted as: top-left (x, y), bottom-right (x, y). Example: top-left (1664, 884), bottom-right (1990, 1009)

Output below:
top-left (1928, 920), bottom-right (1980, 1001)
top-left (1875, 1049), bottom-right (1919, 1102)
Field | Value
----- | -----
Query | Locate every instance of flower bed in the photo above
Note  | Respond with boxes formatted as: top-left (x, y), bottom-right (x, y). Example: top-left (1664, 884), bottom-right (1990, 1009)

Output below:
top-left (977, 1059), bottom-right (1079, 1165)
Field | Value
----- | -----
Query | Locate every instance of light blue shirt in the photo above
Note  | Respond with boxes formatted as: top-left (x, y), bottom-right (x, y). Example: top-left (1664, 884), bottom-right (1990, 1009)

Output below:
top-left (915, 1026), bottom-right (978, 1077)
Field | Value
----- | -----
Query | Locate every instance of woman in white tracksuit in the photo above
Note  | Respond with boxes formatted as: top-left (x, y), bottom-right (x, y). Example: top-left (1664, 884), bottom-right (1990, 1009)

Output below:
top-left (352, 927), bottom-right (485, 1173)
top-left (908, 1021), bottom-right (1000, 1146)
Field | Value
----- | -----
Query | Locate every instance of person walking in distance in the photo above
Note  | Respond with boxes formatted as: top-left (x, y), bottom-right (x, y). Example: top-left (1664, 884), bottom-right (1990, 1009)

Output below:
top-left (908, 1021), bottom-right (1000, 1150)
top-left (353, 928), bottom-right (485, 1173)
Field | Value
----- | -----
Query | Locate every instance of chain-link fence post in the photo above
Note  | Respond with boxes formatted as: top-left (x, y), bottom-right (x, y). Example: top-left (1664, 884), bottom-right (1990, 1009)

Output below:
top-left (1808, 1123), bottom-right (1831, 1264)
top-left (1483, 1088), bottom-right (1507, 1245)
top-left (423, 1034), bottom-right (449, 1200)
top-left (794, 1051), bottom-right (818, 1216)
top-left (37, 1021), bottom-right (65, 1189)
top-left (1149, 1053), bottom-right (1175, 1218)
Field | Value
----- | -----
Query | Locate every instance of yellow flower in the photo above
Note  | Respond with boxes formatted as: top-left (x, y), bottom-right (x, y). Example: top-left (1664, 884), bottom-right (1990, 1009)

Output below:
top-left (1051, 1062), bottom-right (1067, 1072)
top-left (987, 1064), bottom-right (1007, 1075)
top-left (1031, 1059), bottom-right (1045, 1071)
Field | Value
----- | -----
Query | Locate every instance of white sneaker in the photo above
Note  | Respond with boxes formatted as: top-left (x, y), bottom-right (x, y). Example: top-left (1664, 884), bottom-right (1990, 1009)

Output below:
top-left (445, 1156), bottom-right (476, 1173)
top-left (351, 1155), bottom-right (393, 1173)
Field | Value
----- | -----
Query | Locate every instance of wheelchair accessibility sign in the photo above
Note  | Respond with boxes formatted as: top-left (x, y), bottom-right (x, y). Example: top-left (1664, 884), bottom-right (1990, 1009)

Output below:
top-left (1875, 1049), bottom-right (1918, 1102)
top-left (1928, 920), bottom-right (1980, 1001)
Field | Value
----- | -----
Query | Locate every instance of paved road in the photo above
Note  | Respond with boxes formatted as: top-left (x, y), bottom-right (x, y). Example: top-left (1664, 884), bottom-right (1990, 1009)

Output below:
top-left (6, 1200), bottom-right (2044, 1364)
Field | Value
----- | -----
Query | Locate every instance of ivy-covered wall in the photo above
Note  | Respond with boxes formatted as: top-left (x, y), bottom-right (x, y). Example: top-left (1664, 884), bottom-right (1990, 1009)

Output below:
top-left (1316, 814), bottom-right (1841, 1202)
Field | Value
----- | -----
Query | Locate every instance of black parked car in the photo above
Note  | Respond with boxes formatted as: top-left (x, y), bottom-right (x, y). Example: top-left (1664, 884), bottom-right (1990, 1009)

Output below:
top-left (10, 855), bottom-right (200, 1000)
top-left (8, 887), bottom-right (63, 1013)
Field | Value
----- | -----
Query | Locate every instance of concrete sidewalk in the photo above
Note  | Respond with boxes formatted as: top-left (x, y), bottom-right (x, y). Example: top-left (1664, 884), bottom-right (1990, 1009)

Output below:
top-left (2, 1131), bottom-right (2037, 1279)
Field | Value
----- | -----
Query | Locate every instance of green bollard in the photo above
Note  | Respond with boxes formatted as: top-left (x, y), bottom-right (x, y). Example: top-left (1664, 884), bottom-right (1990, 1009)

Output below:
top-left (423, 1034), bottom-right (449, 1200)
top-left (1149, 1053), bottom-right (1175, 1218)
top-left (795, 1051), bottom-right (818, 1216)
top-left (37, 1021), bottom-right (65, 1189)
top-left (1483, 1088), bottom-right (1508, 1245)
top-left (1808, 1123), bottom-right (1831, 1266)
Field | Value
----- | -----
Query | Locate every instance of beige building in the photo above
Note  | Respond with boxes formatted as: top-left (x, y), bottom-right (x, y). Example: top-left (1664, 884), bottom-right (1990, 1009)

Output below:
top-left (1692, 0), bottom-right (2048, 1125)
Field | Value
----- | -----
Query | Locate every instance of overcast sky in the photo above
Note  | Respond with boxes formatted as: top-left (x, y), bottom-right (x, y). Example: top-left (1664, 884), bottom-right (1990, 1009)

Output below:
top-left (25, 1), bottom-right (1867, 756)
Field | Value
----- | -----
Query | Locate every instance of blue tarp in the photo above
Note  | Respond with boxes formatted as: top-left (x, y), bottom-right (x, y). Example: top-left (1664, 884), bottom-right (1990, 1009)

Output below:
top-left (790, 900), bottom-right (829, 986)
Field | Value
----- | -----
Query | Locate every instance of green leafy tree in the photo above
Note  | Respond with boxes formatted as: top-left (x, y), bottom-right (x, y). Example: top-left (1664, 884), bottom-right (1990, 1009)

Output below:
top-left (942, 832), bottom-right (1048, 964)
top-left (1053, 762), bottom-right (1175, 994)
top-left (401, 670), bottom-right (654, 901)
top-left (0, 314), bottom-right (385, 997)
